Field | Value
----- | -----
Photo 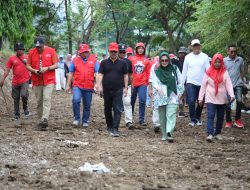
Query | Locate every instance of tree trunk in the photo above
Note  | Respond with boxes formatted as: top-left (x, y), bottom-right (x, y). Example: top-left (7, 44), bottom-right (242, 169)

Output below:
top-left (0, 36), bottom-right (2, 50)
top-left (116, 30), bottom-right (120, 44)
top-left (65, 0), bottom-right (72, 54)
top-left (82, 20), bottom-right (95, 44)
top-left (0, 36), bottom-right (10, 50)
top-left (167, 32), bottom-right (177, 54)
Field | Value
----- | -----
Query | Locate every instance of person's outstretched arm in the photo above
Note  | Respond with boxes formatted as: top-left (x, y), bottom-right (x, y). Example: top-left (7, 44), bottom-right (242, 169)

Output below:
top-left (0, 68), bottom-right (10, 87)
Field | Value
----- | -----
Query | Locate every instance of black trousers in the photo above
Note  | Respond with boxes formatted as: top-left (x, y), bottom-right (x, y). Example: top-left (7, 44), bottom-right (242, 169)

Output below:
top-left (103, 88), bottom-right (123, 130)
top-left (12, 81), bottom-right (29, 116)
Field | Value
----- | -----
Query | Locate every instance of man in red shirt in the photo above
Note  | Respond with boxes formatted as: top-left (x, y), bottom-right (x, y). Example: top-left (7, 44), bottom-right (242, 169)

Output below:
top-left (0, 42), bottom-right (30, 120)
top-left (129, 42), bottom-right (150, 126)
top-left (26, 37), bottom-right (58, 130)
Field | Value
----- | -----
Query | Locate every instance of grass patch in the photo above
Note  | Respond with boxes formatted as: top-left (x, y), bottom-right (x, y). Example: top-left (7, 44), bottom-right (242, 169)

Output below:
top-left (0, 49), bottom-right (14, 58)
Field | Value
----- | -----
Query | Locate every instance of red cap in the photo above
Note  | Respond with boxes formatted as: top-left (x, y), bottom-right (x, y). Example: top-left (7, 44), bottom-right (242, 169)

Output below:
top-left (78, 44), bottom-right (90, 54)
top-left (153, 56), bottom-right (159, 63)
top-left (135, 42), bottom-right (145, 49)
top-left (109, 42), bottom-right (119, 52)
top-left (126, 47), bottom-right (133, 54)
top-left (169, 53), bottom-right (175, 59)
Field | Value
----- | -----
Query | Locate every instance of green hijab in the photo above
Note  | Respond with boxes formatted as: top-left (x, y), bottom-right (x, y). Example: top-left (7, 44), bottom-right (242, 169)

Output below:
top-left (155, 51), bottom-right (177, 97)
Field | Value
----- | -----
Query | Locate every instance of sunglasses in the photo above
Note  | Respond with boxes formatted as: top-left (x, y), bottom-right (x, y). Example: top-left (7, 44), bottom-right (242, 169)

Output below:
top-left (110, 51), bottom-right (118, 53)
top-left (230, 50), bottom-right (237, 53)
top-left (161, 59), bottom-right (169, 62)
top-left (119, 51), bottom-right (126, 54)
top-left (193, 44), bottom-right (200, 47)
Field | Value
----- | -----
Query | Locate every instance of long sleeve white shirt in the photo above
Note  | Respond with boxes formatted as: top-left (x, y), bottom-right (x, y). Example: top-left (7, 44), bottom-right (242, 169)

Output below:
top-left (181, 52), bottom-right (210, 86)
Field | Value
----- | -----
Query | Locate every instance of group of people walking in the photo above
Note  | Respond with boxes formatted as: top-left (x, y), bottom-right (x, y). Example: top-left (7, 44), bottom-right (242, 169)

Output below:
top-left (0, 37), bottom-right (247, 142)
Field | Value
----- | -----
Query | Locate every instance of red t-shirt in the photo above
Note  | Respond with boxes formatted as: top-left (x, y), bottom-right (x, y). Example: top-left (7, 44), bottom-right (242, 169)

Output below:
top-left (6, 54), bottom-right (30, 86)
top-left (129, 54), bottom-right (150, 87)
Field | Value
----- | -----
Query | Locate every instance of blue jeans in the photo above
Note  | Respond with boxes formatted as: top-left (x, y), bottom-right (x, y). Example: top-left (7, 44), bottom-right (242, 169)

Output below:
top-left (146, 86), bottom-right (151, 107)
top-left (131, 85), bottom-right (147, 123)
top-left (207, 103), bottom-right (225, 136)
top-left (226, 86), bottom-right (243, 122)
top-left (186, 83), bottom-right (203, 123)
top-left (72, 87), bottom-right (93, 124)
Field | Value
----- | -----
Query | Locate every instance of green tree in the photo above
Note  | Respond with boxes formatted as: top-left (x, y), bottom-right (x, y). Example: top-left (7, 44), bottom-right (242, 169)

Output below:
top-left (33, 0), bottom-right (64, 48)
top-left (128, 1), bottom-right (161, 50)
top-left (146, 0), bottom-right (193, 53)
top-left (65, 0), bottom-right (73, 54)
top-left (189, 0), bottom-right (250, 59)
top-left (0, 0), bottom-right (34, 49)
top-left (71, 0), bottom-right (96, 45)
top-left (102, 0), bottom-right (137, 43)
top-left (90, 0), bottom-right (160, 54)
top-left (16, 0), bottom-right (35, 47)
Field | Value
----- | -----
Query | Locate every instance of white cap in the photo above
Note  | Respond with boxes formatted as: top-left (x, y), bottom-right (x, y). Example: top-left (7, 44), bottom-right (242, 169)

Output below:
top-left (191, 39), bottom-right (201, 46)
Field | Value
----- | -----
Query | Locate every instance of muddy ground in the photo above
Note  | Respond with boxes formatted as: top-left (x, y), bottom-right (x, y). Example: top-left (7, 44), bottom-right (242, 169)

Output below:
top-left (0, 87), bottom-right (249, 190)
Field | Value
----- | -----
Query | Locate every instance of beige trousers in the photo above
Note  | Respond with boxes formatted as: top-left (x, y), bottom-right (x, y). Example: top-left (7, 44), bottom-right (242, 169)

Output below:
top-left (34, 84), bottom-right (54, 121)
top-left (123, 85), bottom-right (133, 124)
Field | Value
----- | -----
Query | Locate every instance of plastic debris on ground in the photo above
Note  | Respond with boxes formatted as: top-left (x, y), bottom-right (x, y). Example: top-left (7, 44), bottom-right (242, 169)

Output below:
top-left (79, 162), bottom-right (110, 174)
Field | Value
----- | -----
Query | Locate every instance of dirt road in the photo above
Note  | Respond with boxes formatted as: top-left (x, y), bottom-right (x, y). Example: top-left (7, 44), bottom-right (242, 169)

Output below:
top-left (0, 89), bottom-right (250, 190)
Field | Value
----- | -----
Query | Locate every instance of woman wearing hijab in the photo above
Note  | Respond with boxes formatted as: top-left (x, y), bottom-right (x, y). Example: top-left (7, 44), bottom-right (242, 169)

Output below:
top-left (151, 51), bottom-right (184, 142)
top-left (198, 53), bottom-right (235, 142)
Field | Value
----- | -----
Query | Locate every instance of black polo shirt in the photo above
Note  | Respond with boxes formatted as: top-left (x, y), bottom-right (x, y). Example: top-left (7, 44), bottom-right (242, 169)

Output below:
top-left (120, 57), bottom-right (133, 85)
top-left (99, 58), bottom-right (128, 91)
top-left (121, 58), bottom-right (133, 74)
top-left (172, 58), bottom-right (184, 73)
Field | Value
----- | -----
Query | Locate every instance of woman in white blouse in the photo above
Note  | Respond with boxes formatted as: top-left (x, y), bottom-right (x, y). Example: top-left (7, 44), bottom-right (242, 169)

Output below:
top-left (151, 51), bottom-right (184, 142)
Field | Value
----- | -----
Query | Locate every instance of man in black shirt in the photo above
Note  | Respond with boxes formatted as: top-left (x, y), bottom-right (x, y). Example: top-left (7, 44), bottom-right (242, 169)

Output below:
top-left (97, 42), bottom-right (128, 137)
top-left (118, 43), bottom-right (134, 129)
top-left (171, 46), bottom-right (187, 73)
top-left (172, 46), bottom-right (188, 117)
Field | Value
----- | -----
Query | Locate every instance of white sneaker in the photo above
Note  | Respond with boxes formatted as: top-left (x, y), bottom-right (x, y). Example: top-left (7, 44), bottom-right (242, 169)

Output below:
top-left (214, 134), bottom-right (223, 140)
top-left (73, 120), bottom-right (80, 126)
top-left (196, 121), bottom-right (203, 126)
top-left (188, 122), bottom-right (195, 127)
top-left (206, 134), bottom-right (213, 142)
top-left (246, 110), bottom-right (250, 114)
top-left (241, 110), bottom-right (246, 113)
top-left (82, 123), bottom-right (89, 128)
